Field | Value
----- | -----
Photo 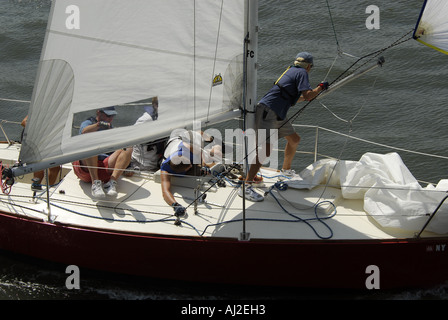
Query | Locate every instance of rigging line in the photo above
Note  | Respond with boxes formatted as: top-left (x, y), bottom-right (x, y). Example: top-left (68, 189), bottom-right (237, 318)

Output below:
top-left (268, 190), bottom-right (335, 239)
top-left (29, 188), bottom-right (175, 218)
top-left (309, 75), bottom-right (380, 205)
top-left (112, 178), bottom-right (151, 216)
top-left (349, 75), bottom-right (378, 124)
top-left (323, 54), bottom-right (339, 83)
top-left (323, 0), bottom-right (359, 76)
top-left (205, 0), bottom-right (225, 126)
top-left (310, 131), bottom-right (352, 206)
top-left (200, 193), bottom-right (337, 239)
top-left (0, 119), bottom-right (22, 125)
top-left (307, 130), bottom-right (352, 206)
top-left (0, 98), bottom-right (30, 103)
top-left (45, 196), bottom-right (172, 217)
top-left (318, 101), bottom-right (348, 123)
top-left (299, 124), bottom-right (448, 161)
top-left (325, 0), bottom-right (341, 53)
top-left (332, 29), bottom-right (414, 85)
top-left (49, 201), bottom-right (176, 224)
top-left (319, 74), bottom-right (379, 124)
top-left (183, 164), bottom-right (239, 211)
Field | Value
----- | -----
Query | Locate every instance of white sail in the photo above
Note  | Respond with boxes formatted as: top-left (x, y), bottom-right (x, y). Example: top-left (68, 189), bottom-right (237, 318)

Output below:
top-left (414, 0), bottom-right (448, 55)
top-left (19, 0), bottom-right (251, 172)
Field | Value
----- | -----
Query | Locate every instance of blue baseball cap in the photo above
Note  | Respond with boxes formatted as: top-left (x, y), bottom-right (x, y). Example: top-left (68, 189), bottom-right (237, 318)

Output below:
top-left (295, 52), bottom-right (314, 65)
top-left (100, 106), bottom-right (117, 116)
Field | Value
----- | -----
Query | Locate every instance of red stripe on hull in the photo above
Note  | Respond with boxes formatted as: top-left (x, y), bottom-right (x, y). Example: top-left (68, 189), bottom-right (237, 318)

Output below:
top-left (0, 211), bottom-right (447, 289)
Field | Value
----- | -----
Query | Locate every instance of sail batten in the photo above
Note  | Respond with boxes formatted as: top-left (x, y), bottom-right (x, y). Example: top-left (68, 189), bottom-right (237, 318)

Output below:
top-left (19, 0), bottom-right (249, 170)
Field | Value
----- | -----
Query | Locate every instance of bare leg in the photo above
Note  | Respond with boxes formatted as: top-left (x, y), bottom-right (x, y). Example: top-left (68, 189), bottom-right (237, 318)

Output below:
top-left (282, 133), bottom-right (300, 170)
top-left (107, 148), bottom-right (132, 181)
top-left (48, 167), bottom-right (61, 185)
top-left (82, 156), bottom-right (99, 181)
top-left (246, 142), bottom-right (271, 183)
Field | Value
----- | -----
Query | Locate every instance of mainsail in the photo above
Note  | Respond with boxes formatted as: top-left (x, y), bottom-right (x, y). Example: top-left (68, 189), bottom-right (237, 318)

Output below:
top-left (413, 0), bottom-right (448, 55)
top-left (18, 0), bottom-right (253, 174)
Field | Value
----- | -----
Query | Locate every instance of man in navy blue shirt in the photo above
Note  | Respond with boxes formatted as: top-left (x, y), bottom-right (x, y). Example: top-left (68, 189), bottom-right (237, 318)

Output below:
top-left (240, 52), bottom-right (328, 202)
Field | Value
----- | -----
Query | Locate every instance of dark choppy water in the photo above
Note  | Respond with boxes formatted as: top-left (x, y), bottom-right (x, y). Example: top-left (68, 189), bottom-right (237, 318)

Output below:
top-left (1, 0), bottom-right (448, 301)
top-left (1, 251), bottom-right (447, 301)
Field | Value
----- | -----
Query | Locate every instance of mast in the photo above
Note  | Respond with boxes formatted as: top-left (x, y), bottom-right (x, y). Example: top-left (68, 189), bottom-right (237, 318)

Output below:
top-left (240, 0), bottom-right (258, 241)
top-left (242, 0), bottom-right (258, 170)
top-left (245, 0), bottom-right (258, 126)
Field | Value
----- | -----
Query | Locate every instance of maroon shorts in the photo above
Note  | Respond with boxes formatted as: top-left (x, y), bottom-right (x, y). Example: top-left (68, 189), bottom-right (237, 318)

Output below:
top-left (73, 157), bottom-right (111, 183)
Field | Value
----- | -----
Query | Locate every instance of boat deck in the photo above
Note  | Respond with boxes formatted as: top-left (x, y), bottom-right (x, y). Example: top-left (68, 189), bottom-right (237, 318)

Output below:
top-left (0, 142), bottom-right (440, 241)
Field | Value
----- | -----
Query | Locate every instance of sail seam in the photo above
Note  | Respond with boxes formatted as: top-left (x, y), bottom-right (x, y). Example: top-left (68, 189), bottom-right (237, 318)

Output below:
top-left (48, 29), bottom-right (233, 63)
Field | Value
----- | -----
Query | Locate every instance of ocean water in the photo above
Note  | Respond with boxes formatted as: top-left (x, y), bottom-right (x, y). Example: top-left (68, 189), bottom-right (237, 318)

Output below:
top-left (1, 0), bottom-right (448, 301)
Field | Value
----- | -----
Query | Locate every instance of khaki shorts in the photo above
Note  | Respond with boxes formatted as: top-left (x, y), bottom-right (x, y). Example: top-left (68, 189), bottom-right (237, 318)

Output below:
top-left (255, 104), bottom-right (295, 143)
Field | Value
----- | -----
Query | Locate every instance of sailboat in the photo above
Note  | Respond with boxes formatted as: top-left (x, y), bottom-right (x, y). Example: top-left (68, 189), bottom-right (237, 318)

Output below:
top-left (0, 0), bottom-right (448, 290)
